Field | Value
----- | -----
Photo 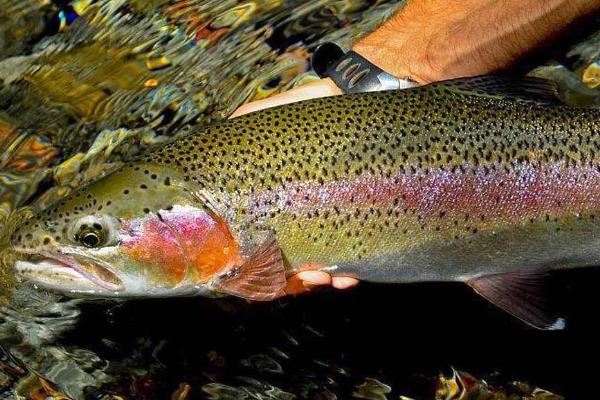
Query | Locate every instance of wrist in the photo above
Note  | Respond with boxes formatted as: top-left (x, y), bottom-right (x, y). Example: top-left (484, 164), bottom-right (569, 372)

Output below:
top-left (351, 14), bottom-right (441, 84)
top-left (352, 0), bottom-right (600, 85)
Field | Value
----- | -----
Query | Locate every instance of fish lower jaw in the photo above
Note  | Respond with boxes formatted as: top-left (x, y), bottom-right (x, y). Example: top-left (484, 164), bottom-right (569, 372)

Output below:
top-left (13, 256), bottom-right (220, 298)
top-left (13, 260), bottom-right (203, 297)
top-left (14, 259), bottom-right (115, 295)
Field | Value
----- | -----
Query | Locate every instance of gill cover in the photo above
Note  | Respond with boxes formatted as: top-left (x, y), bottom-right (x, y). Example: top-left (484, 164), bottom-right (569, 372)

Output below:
top-left (120, 203), bottom-right (244, 287)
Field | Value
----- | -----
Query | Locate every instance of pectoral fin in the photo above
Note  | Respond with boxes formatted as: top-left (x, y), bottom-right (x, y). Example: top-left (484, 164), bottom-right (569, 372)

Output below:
top-left (467, 271), bottom-right (565, 330)
top-left (215, 237), bottom-right (286, 301)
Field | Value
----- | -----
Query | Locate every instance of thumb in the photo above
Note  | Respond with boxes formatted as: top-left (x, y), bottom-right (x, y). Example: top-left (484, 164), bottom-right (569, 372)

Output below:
top-left (230, 78), bottom-right (342, 118)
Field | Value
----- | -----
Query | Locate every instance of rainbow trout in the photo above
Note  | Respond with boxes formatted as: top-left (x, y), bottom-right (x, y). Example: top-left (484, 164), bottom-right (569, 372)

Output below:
top-left (9, 76), bottom-right (600, 329)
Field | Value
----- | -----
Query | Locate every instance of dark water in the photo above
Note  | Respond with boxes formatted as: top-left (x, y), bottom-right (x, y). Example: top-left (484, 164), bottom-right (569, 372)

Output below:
top-left (2, 1), bottom-right (600, 398)
top-left (13, 268), bottom-right (593, 399)
top-left (89, 271), bottom-right (600, 399)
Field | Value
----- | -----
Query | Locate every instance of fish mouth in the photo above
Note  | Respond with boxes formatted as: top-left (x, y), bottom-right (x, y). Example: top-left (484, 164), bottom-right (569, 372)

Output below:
top-left (13, 250), bottom-right (124, 294)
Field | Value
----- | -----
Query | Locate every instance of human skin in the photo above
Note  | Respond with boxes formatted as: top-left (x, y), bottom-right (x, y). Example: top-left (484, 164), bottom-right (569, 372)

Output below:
top-left (231, 0), bottom-right (600, 294)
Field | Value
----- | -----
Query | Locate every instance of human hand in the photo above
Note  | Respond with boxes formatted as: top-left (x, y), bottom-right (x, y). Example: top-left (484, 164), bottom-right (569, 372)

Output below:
top-left (282, 270), bottom-right (360, 297)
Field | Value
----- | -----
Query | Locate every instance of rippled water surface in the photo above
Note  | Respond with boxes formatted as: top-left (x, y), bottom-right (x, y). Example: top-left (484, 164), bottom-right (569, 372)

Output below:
top-left (1, 1), bottom-right (600, 398)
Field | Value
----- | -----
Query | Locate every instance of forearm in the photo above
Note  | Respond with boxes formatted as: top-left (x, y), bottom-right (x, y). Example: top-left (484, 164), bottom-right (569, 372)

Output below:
top-left (354, 0), bottom-right (600, 83)
top-left (231, 0), bottom-right (600, 117)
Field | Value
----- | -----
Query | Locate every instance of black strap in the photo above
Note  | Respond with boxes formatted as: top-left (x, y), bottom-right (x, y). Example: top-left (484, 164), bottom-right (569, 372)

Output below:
top-left (311, 42), bottom-right (413, 94)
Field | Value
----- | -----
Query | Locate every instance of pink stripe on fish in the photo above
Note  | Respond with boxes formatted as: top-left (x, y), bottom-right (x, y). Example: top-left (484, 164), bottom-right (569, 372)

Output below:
top-left (250, 163), bottom-right (600, 222)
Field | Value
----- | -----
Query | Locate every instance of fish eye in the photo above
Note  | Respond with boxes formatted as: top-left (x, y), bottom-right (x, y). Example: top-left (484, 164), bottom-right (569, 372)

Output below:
top-left (70, 216), bottom-right (115, 248)
top-left (80, 230), bottom-right (103, 248)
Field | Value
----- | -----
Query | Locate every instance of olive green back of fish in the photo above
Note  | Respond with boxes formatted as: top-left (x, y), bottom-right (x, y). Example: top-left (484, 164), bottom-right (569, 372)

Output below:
top-left (131, 77), bottom-right (600, 273)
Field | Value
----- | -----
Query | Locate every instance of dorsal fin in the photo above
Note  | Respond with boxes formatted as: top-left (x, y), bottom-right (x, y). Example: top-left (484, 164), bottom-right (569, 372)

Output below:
top-left (433, 75), bottom-right (562, 105)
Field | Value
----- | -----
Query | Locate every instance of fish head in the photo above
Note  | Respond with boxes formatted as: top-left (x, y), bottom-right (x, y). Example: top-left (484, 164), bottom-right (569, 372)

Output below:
top-left (10, 164), bottom-right (242, 297)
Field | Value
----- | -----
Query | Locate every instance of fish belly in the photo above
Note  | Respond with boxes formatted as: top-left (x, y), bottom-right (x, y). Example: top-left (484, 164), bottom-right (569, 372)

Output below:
top-left (331, 217), bottom-right (600, 284)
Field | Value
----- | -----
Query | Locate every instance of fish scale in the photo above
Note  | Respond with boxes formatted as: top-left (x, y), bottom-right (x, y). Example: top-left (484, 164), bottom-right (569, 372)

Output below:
top-left (130, 78), bottom-right (600, 277)
top-left (9, 76), bottom-right (600, 328)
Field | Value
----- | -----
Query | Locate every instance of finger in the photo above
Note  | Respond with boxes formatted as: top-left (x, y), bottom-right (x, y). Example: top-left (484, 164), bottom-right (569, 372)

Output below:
top-left (332, 276), bottom-right (360, 290)
top-left (296, 270), bottom-right (332, 286)
top-left (283, 271), bottom-right (332, 296)
top-left (230, 78), bottom-right (342, 118)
